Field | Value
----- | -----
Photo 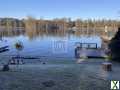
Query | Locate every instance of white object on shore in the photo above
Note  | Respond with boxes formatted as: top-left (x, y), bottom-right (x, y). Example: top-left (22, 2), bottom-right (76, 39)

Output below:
top-left (76, 59), bottom-right (85, 63)
top-left (76, 48), bottom-right (88, 63)
top-left (79, 48), bottom-right (87, 59)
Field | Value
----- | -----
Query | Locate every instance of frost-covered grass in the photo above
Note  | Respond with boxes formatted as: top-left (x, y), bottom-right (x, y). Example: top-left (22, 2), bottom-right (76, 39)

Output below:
top-left (0, 59), bottom-right (120, 90)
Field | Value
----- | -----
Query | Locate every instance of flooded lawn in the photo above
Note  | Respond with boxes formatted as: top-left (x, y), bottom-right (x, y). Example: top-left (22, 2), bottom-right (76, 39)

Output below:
top-left (0, 59), bottom-right (120, 90)
top-left (0, 30), bottom-right (119, 90)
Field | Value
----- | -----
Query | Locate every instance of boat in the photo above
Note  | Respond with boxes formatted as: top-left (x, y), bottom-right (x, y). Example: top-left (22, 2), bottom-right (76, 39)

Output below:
top-left (0, 39), bottom-right (9, 53)
top-left (0, 46), bottom-right (9, 53)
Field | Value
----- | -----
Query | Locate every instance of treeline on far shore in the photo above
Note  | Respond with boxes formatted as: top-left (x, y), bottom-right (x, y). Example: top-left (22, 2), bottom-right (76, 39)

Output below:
top-left (0, 16), bottom-right (120, 32)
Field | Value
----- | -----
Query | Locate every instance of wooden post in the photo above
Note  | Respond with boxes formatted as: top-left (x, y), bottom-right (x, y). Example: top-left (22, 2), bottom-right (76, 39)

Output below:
top-left (102, 62), bottom-right (112, 71)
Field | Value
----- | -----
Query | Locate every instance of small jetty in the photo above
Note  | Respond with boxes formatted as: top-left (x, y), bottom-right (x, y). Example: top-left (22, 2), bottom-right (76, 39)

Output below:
top-left (75, 43), bottom-right (106, 58)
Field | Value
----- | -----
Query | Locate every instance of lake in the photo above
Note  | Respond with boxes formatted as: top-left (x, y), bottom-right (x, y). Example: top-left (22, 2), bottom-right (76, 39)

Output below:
top-left (0, 29), bottom-right (102, 60)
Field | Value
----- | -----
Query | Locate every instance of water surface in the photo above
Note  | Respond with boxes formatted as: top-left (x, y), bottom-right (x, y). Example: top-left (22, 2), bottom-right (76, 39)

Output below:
top-left (0, 29), bottom-right (102, 60)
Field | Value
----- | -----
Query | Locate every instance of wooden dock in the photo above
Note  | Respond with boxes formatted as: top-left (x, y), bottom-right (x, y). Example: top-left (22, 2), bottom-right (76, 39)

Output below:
top-left (75, 43), bottom-right (106, 58)
top-left (75, 48), bottom-right (106, 58)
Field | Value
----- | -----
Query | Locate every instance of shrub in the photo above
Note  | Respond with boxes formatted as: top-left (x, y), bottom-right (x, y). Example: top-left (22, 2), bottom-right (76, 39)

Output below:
top-left (108, 27), bottom-right (120, 62)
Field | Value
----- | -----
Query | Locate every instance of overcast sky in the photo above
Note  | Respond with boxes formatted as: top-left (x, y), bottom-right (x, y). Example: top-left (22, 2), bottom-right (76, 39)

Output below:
top-left (0, 0), bottom-right (120, 19)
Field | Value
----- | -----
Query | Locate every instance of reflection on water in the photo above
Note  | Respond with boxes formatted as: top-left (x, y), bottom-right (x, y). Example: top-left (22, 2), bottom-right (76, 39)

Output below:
top-left (0, 29), bottom-right (102, 59)
top-left (0, 29), bottom-right (25, 38)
